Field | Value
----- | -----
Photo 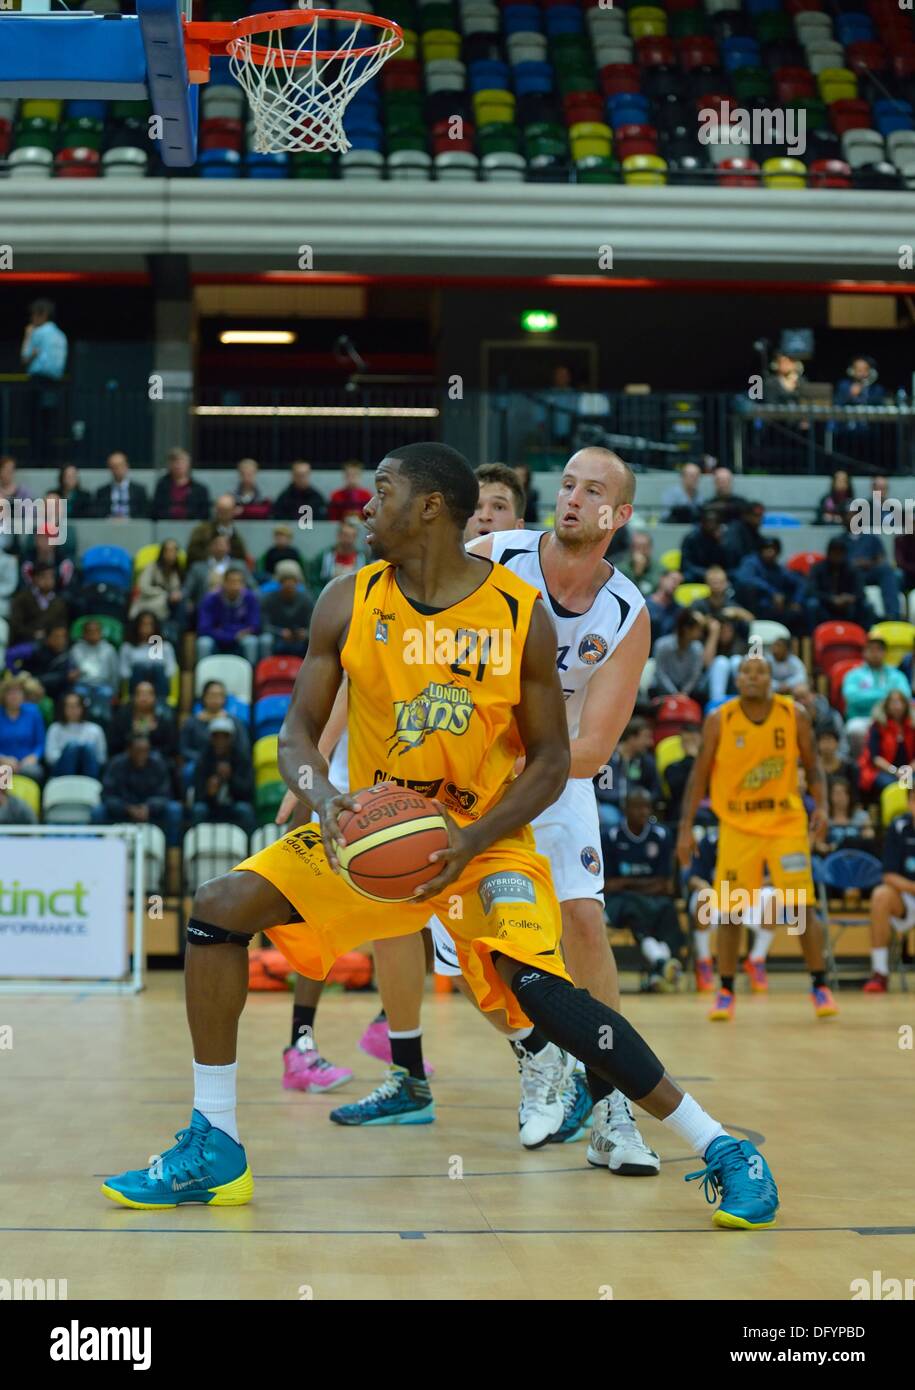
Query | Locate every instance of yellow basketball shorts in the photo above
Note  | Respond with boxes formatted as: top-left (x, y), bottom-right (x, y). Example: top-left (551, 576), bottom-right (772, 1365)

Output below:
top-left (233, 822), bottom-right (571, 1030)
top-left (712, 822), bottom-right (815, 903)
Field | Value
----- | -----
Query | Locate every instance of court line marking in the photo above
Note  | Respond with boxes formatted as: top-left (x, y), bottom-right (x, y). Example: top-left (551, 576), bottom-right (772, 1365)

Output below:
top-left (4, 1225), bottom-right (913, 1236)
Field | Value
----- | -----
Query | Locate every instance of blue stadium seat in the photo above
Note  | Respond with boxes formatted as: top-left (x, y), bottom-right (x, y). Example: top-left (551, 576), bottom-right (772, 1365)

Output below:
top-left (254, 694), bottom-right (291, 740)
top-left (81, 545), bottom-right (132, 590)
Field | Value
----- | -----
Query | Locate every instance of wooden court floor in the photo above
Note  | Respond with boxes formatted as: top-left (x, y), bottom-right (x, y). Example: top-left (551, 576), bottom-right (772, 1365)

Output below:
top-left (2, 973), bottom-right (914, 1301)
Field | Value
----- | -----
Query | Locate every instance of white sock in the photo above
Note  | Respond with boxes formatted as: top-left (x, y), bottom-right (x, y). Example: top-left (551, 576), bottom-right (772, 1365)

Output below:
top-left (641, 936), bottom-right (669, 965)
top-left (872, 946), bottom-right (889, 975)
top-left (193, 1061), bottom-right (239, 1143)
top-left (662, 1093), bottom-right (727, 1158)
top-left (694, 929), bottom-right (711, 959)
top-left (387, 1027), bottom-right (422, 1040)
top-left (507, 1026), bottom-right (533, 1042)
top-left (750, 928), bottom-right (775, 962)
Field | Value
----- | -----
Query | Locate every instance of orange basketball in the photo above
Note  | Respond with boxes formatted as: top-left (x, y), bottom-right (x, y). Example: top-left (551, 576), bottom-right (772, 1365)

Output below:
top-left (333, 782), bottom-right (449, 902)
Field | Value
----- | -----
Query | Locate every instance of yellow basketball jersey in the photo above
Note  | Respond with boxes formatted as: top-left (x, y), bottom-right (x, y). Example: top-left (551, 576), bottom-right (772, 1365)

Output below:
top-left (341, 558), bottom-right (541, 825)
top-left (710, 693), bottom-right (807, 836)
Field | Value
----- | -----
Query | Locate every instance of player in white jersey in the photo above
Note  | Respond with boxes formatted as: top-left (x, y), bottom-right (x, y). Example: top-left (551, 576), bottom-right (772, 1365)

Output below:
top-left (329, 453), bottom-right (661, 1175)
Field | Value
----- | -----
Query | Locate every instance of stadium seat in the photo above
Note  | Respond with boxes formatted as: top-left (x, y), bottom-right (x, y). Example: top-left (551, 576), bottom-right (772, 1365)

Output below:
top-left (42, 775), bottom-right (102, 824)
top-left (674, 582), bottom-right (711, 606)
top-left (253, 735), bottom-right (280, 775)
top-left (828, 657), bottom-right (862, 714)
top-left (182, 823), bottom-right (251, 893)
top-left (9, 775), bottom-right (41, 816)
top-left (81, 545), bottom-right (133, 590)
top-left (70, 614), bottom-right (124, 647)
top-left (655, 733), bottom-right (685, 795)
top-left (653, 693), bottom-right (703, 744)
top-left (117, 821), bottom-right (167, 895)
top-left (868, 621), bottom-right (915, 666)
top-left (256, 780), bottom-right (288, 827)
top-left (660, 548), bottom-right (682, 571)
top-left (786, 551), bottom-right (825, 576)
top-left (749, 619), bottom-right (791, 648)
top-left (881, 780), bottom-right (910, 827)
top-left (813, 621), bottom-right (868, 675)
top-left (253, 694), bottom-right (291, 741)
top-left (254, 655), bottom-right (302, 700)
top-left (639, 655), bottom-right (656, 699)
top-left (250, 823), bottom-right (287, 855)
top-left (194, 654), bottom-right (253, 705)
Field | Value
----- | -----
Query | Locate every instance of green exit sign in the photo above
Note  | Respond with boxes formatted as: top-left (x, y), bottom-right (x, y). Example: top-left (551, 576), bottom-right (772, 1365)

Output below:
top-left (521, 310), bottom-right (558, 334)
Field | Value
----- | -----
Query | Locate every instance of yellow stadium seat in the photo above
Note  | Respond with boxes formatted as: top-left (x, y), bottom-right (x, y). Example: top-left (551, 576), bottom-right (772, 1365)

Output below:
top-left (254, 735), bottom-right (279, 772)
top-left (569, 122), bottom-right (612, 143)
top-left (762, 157), bottom-right (806, 188)
top-left (818, 67), bottom-right (857, 91)
top-left (571, 137), bottom-right (613, 161)
top-left (660, 548), bottom-right (681, 572)
top-left (422, 29), bottom-right (461, 46)
top-left (132, 542), bottom-right (187, 575)
top-left (868, 621), bottom-right (915, 667)
top-left (10, 774), bottom-right (41, 818)
top-left (473, 103), bottom-right (516, 125)
top-left (655, 734), bottom-right (685, 795)
top-left (622, 153), bottom-right (667, 185)
top-left (256, 762), bottom-right (282, 790)
top-left (21, 99), bottom-right (63, 122)
top-left (881, 780), bottom-right (910, 827)
top-left (821, 81), bottom-right (858, 104)
top-left (630, 16), bottom-right (667, 39)
top-left (674, 582), bottom-right (711, 607)
top-left (472, 88), bottom-right (515, 110)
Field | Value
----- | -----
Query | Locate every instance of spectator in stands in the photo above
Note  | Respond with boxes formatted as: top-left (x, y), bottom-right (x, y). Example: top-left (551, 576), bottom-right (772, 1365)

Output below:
top-left (328, 459), bottom-right (372, 522)
top-left (646, 569), bottom-right (682, 642)
top-left (93, 732), bottom-right (182, 845)
top-left (186, 493), bottom-right (249, 568)
top-left (724, 499), bottom-right (767, 571)
top-left (185, 534), bottom-right (239, 612)
top-left (151, 447), bottom-right (211, 522)
top-left (28, 622), bottom-right (77, 703)
top-left (9, 561), bottom-right (68, 647)
top-left (602, 787), bottom-right (685, 992)
top-left (21, 299), bottom-right (68, 464)
top-left (537, 364), bottom-right (579, 446)
top-left (594, 716), bottom-right (659, 832)
top-left (836, 355), bottom-right (885, 408)
top-left (260, 560), bottom-right (314, 657)
top-left (44, 691), bottom-right (107, 779)
top-left (109, 679), bottom-right (177, 759)
top-left (811, 776), bottom-right (874, 857)
top-left (618, 530), bottom-right (660, 596)
top-left (55, 464), bottom-right (93, 519)
top-left (733, 535), bottom-right (807, 634)
top-left (272, 460), bottom-right (327, 523)
top-left (764, 634), bottom-right (807, 693)
top-left (663, 723), bottom-right (701, 824)
top-left (71, 618), bottom-right (119, 713)
top-left (816, 468), bottom-right (853, 526)
top-left (652, 608), bottom-right (717, 700)
top-left (232, 458), bottom-right (272, 520)
top-left (16, 522), bottom-right (76, 590)
top-left (817, 727), bottom-right (857, 790)
top-left (0, 674), bottom-right (45, 784)
top-left (514, 465), bottom-right (540, 525)
top-left (260, 522), bottom-right (305, 579)
top-left (794, 681), bottom-right (846, 747)
top-left (119, 611), bottom-right (178, 701)
top-left (0, 454), bottom-right (31, 505)
top-left (709, 465), bottom-right (746, 525)
top-left (705, 613), bottom-right (750, 704)
top-left (895, 525), bottom-right (915, 596)
top-left (180, 680), bottom-right (251, 786)
top-left (680, 507), bottom-right (729, 583)
top-left (840, 507), bottom-right (901, 620)
top-left (0, 783), bottom-right (37, 825)
top-left (864, 785), bottom-right (915, 994)
top-left (312, 518), bottom-right (368, 590)
top-left (806, 538), bottom-right (875, 631)
top-left (196, 566), bottom-right (265, 667)
top-left (94, 450), bottom-right (149, 520)
top-left (691, 564), bottom-right (752, 627)
top-left (763, 351), bottom-right (807, 406)
top-left (661, 461), bottom-right (704, 523)
top-left (857, 690), bottom-right (915, 798)
top-left (842, 637), bottom-right (910, 731)
top-left (130, 538), bottom-right (185, 644)
top-left (192, 717), bottom-right (256, 836)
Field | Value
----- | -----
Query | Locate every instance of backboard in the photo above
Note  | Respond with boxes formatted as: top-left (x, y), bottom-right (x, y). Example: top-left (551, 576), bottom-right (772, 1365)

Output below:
top-left (0, 0), bottom-right (199, 166)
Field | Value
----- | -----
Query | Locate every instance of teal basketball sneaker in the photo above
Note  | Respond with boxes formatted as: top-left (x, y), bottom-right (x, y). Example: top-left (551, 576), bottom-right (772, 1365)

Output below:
top-left (329, 1065), bottom-right (434, 1126)
top-left (685, 1135), bottom-right (779, 1229)
top-left (101, 1109), bottom-right (253, 1209)
top-left (550, 1070), bottom-right (593, 1144)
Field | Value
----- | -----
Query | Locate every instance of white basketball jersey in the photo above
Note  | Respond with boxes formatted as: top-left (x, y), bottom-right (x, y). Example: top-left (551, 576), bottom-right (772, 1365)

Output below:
top-left (489, 529), bottom-right (644, 740)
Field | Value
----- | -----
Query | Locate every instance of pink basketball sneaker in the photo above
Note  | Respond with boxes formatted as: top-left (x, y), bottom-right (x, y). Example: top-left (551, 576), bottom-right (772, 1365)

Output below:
top-left (282, 1042), bottom-right (353, 1093)
top-left (358, 1019), bottom-right (435, 1078)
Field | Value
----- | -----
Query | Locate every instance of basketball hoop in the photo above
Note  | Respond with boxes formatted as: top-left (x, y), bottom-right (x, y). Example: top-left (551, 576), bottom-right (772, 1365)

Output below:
top-left (184, 9), bottom-right (404, 154)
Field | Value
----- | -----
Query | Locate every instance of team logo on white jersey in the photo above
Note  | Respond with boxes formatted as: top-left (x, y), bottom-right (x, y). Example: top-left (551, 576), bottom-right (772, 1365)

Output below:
top-left (581, 846), bottom-right (601, 875)
top-left (578, 634), bottom-right (608, 665)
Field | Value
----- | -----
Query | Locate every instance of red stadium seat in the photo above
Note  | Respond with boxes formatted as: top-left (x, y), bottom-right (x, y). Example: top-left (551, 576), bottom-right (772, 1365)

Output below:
top-left (600, 64), bottom-right (641, 97)
top-left (828, 657), bottom-right (864, 714)
top-left (254, 654), bottom-right (303, 700)
top-left (845, 42), bottom-right (888, 77)
top-left (653, 694), bottom-right (703, 745)
top-left (891, 49), bottom-right (915, 80)
top-left (808, 158), bottom-right (851, 188)
top-left (813, 621), bottom-right (868, 677)
top-left (829, 99), bottom-right (872, 135)
top-left (679, 41), bottom-right (720, 74)
top-left (786, 550), bottom-right (825, 576)
top-left (637, 37), bottom-right (676, 68)
top-left (717, 157), bottom-right (760, 186)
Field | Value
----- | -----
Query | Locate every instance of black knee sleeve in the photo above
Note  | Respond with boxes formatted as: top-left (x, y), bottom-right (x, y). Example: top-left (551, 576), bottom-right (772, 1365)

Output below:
top-left (186, 917), bottom-right (251, 948)
top-left (511, 968), bottom-right (665, 1102)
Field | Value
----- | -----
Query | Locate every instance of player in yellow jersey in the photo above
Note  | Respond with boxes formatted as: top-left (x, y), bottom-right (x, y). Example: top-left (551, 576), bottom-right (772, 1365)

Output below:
top-left (102, 443), bottom-right (780, 1229)
top-left (676, 656), bottom-right (838, 1022)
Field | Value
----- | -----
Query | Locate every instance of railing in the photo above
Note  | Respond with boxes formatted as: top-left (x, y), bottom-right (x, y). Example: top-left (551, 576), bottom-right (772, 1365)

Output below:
top-left (2, 379), bottom-right (914, 475)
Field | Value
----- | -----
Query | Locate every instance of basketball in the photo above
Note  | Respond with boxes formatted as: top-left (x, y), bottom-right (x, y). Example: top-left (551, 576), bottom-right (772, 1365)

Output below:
top-left (333, 782), bottom-right (449, 902)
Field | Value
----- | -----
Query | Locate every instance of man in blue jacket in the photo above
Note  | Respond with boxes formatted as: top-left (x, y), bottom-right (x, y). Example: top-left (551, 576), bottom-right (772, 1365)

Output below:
top-left (733, 536), bottom-right (807, 635)
top-left (196, 568), bottom-right (267, 667)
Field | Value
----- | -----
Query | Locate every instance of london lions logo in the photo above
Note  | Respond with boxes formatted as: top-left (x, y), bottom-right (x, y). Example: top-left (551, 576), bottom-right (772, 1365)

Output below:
top-left (581, 846), bottom-right (601, 875)
top-left (389, 680), bottom-right (474, 756)
top-left (578, 634), bottom-right (608, 665)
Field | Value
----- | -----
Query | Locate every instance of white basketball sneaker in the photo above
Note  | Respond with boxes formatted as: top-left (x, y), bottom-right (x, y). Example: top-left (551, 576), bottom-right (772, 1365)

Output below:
top-left (587, 1091), bottom-right (660, 1175)
top-left (515, 1041), bottom-right (572, 1149)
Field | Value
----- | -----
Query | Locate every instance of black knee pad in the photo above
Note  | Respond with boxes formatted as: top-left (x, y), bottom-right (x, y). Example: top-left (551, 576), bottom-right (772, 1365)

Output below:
top-left (186, 917), bottom-right (251, 948)
top-left (511, 967), bottom-right (665, 1102)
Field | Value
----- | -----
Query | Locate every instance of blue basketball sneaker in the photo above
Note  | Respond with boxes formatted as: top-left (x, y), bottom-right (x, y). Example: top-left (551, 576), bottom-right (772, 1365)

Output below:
top-left (550, 1070), bottom-right (593, 1144)
top-left (685, 1135), bottom-right (779, 1229)
top-left (329, 1066), bottom-right (435, 1126)
top-left (101, 1109), bottom-right (253, 1209)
